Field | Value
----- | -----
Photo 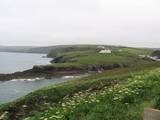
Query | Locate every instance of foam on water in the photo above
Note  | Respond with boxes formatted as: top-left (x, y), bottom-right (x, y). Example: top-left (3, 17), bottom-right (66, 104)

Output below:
top-left (10, 77), bottom-right (44, 82)
top-left (61, 74), bottom-right (90, 79)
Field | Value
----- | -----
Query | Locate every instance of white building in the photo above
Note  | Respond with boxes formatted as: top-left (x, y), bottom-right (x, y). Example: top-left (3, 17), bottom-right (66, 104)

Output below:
top-left (99, 49), bottom-right (112, 54)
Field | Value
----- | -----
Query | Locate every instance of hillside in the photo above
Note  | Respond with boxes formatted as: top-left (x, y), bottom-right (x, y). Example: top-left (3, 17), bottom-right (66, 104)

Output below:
top-left (0, 45), bottom-right (101, 54)
top-left (0, 45), bottom-right (159, 120)
top-left (0, 45), bottom-right (155, 55)
top-left (0, 45), bottom-right (65, 54)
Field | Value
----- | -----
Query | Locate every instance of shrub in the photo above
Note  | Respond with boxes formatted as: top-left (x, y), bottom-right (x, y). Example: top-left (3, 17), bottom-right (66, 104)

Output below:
top-left (154, 94), bottom-right (160, 110)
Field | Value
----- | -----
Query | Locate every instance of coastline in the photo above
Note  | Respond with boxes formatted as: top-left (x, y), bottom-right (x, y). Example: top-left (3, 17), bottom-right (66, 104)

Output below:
top-left (0, 63), bottom-right (121, 81)
top-left (0, 52), bottom-right (52, 74)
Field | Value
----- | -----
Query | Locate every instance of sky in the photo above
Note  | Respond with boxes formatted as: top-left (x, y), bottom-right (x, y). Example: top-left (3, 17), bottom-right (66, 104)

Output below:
top-left (0, 0), bottom-right (160, 48)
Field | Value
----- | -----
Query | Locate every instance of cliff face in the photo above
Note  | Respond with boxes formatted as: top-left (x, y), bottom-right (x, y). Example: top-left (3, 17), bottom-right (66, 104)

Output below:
top-left (32, 64), bottom-right (121, 72)
top-left (0, 64), bottom-right (121, 81)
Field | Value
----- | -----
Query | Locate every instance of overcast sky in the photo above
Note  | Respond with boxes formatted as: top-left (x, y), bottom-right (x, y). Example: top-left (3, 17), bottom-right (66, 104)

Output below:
top-left (0, 0), bottom-right (160, 48)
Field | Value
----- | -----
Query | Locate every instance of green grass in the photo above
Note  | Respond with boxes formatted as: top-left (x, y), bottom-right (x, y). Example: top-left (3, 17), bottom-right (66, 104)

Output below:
top-left (74, 53), bottom-right (126, 65)
top-left (49, 47), bottom-right (153, 68)
top-left (49, 63), bottom-right (82, 68)
top-left (120, 47), bottom-right (152, 56)
top-left (25, 68), bottom-right (160, 120)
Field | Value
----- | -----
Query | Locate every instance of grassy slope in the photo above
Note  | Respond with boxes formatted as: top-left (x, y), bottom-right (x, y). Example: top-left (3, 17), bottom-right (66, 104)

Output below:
top-left (49, 46), bottom-right (153, 68)
top-left (29, 68), bottom-right (160, 120)
top-left (0, 45), bottom-right (159, 120)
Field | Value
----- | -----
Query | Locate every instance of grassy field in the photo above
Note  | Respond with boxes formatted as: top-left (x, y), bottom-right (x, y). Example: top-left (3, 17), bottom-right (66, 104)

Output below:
top-left (27, 68), bottom-right (160, 120)
top-left (0, 45), bottom-right (159, 120)
top-left (48, 46), bottom-right (153, 68)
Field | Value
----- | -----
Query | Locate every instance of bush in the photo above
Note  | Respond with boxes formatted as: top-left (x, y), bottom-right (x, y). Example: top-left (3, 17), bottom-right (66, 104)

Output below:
top-left (154, 94), bottom-right (160, 110)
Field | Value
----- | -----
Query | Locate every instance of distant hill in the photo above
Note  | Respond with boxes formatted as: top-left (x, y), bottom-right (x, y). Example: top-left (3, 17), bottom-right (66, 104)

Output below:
top-left (0, 46), bottom-right (53, 54)
top-left (0, 45), bottom-right (118, 54)
top-left (0, 45), bottom-right (80, 54)
top-left (0, 45), bottom-right (158, 56)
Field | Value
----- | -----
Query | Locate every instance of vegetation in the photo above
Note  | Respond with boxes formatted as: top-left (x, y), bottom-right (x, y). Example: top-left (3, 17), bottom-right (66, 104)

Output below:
top-left (154, 94), bottom-right (160, 110)
top-left (48, 46), bottom-right (153, 69)
top-left (27, 68), bottom-right (160, 120)
top-left (0, 45), bottom-right (159, 120)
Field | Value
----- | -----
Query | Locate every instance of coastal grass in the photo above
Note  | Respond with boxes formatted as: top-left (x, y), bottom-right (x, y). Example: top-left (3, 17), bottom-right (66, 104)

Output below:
top-left (120, 47), bottom-right (152, 56)
top-left (49, 62), bottom-right (82, 68)
top-left (45, 45), bottom-right (155, 72)
top-left (47, 45), bottom-right (153, 58)
top-left (49, 48), bottom-right (153, 69)
top-left (25, 68), bottom-right (160, 120)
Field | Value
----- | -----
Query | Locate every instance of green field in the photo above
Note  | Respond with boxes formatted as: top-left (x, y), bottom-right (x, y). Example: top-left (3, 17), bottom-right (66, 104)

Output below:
top-left (0, 45), bottom-right (159, 120)
top-left (28, 68), bottom-right (160, 120)
top-left (48, 45), bottom-right (153, 68)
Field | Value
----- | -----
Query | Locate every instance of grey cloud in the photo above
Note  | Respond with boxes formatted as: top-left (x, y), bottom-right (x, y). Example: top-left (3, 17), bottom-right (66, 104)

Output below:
top-left (0, 0), bottom-right (160, 47)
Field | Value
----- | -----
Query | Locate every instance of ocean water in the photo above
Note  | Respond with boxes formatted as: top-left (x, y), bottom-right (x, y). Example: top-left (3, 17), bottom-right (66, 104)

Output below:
top-left (0, 77), bottom-right (74, 104)
top-left (0, 52), bottom-right (54, 103)
top-left (0, 52), bottom-right (83, 104)
top-left (0, 52), bottom-right (52, 73)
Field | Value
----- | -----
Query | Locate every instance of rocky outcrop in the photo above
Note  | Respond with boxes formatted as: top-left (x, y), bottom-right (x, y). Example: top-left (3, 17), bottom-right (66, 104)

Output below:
top-left (51, 55), bottom-right (76, 63)
top-left (0, 64), bottom-right (121, 81)
top-left (51, 56), bottom-right (67, 63)
top-left (87, 64), bottom-right (121, 71)
top-left (151, 50), bottom-right (160, 59)
top-left (32, 64), bottom-right (121, 73)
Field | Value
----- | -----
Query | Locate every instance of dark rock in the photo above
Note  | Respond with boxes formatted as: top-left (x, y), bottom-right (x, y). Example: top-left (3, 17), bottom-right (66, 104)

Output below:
top-left (151, 50), bottom-right (160, 59)
top-left (0, 63), bottom-right (122, 81)
top-left (52, 56), bottom-right (66, 63)
top-left (112, 64), bottom-right (121, 68)
top-left (32, 65), bottom-right (44, 72)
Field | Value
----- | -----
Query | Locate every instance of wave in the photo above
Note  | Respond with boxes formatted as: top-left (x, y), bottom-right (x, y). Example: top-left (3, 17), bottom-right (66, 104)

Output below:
top-left (10, 77), bottom-right (44, 82)
top-left (61, 74), bottom-right (90, 79)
